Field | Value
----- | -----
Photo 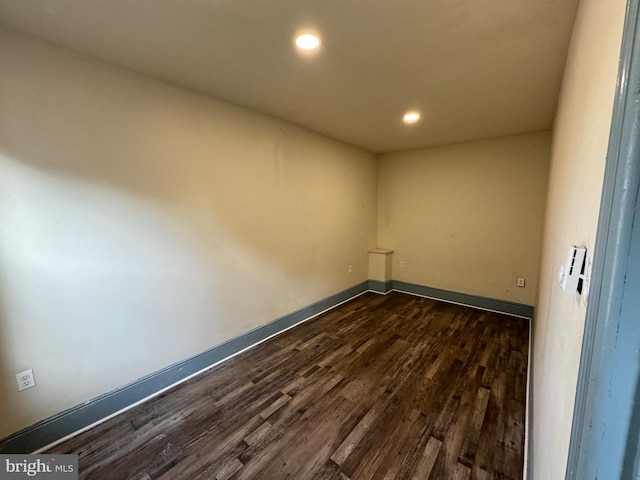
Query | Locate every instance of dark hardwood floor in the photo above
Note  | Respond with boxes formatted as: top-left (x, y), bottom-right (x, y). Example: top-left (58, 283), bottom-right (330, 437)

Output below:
top-left (46, 291), bottom-right (529, 480)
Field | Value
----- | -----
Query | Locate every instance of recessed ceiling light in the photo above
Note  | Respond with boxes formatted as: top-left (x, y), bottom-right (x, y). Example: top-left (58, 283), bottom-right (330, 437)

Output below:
top-left (295, 33), bottom-right (321, 50)
top-left (403, 111), bottom-right (421, 124)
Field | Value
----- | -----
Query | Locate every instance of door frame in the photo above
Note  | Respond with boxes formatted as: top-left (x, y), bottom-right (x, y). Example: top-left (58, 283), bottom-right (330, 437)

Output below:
top-left (565, 0), bottom-right (640, 478)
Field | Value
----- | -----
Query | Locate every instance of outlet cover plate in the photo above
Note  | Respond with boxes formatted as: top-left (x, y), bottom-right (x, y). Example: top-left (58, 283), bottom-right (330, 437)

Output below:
top-left (16, 369), bottom-right (36, 391)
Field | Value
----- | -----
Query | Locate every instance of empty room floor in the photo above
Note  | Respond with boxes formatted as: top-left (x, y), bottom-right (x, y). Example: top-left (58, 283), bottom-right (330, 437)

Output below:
top-left (45, 291), bottom-right (529, 480)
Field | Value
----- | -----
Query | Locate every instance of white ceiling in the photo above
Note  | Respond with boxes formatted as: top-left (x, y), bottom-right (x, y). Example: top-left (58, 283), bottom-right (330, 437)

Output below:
top-left (0, 0), bottom-right (579, 153)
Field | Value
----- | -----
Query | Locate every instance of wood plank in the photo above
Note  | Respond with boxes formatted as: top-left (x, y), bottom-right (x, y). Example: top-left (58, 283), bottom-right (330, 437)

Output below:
top-left (459, 387), bottom-right (491, 467)
top-left (412, 436), bottom-right (442, 480)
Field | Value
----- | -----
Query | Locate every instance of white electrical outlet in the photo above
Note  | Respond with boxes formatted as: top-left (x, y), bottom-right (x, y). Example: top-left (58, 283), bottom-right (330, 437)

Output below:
top-left (16, 369), bottom-right (36, 391)
top-left (348, 265), bottom-right (353, 273)
top-left (400, 261), bottom-right (405, 268)
top-left (517, 277), bottom-right (526, 288)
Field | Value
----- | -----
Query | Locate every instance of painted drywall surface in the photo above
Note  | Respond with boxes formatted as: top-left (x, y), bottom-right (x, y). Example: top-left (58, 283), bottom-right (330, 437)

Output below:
top-left (377, 132), bottom-right (550, 306)
top-left (0, 28), bottom-right (377, 439)
top-left (531, 0), bottom-right (628, 477)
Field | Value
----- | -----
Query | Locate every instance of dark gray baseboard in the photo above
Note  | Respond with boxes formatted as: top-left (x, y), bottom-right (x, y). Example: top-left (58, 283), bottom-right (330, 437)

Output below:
top-left (367, 279), bottom-right (393, 293)
top-left (0, 281), bottom-right (369, 454)
top-left (0, 278), bottom-right (533, 454)
top-left (392, 280), bottom-right (534, 319)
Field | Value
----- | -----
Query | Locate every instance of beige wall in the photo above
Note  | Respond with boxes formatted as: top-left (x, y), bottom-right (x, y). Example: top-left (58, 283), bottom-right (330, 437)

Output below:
top-left (0, 0), bottom-right (628, 458)
top-left (0, 28), bottom-right (378, 439)
top-left (378, 132), bottom-right (551, 306)
top-left (531, 0), bottom-right (628, 477)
